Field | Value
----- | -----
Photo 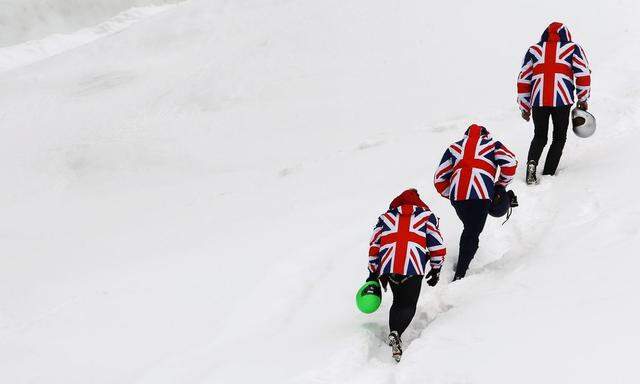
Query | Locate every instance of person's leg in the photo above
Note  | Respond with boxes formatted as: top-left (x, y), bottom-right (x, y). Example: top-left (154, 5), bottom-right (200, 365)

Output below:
top-left (542, 105), bottom-right (571, 175)
top-left (453, 200), bottom-right (490, 279)
top-left (453, 202), bottom-right (470, 277)
top-left (388, 275), bottom-right (423, 337)
top-left (527, 107), bottom-right (552, 164)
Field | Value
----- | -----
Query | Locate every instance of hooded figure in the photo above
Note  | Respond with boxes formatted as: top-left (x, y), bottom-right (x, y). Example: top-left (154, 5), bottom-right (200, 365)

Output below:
top-left (517, 22), bottom-right (592, 183)
top-left (365, 189), bottom-right (446, 361)
top-left (434, 124), bottom-right (517, 280)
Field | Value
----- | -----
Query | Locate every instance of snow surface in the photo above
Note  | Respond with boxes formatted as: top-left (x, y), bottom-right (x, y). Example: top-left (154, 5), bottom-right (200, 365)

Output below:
top-left (1, 0), bottom-right (639, 383)
top-left (0, 0), bottom-right (181, 47)
top-left (0, 4), bottom-right (179, 73)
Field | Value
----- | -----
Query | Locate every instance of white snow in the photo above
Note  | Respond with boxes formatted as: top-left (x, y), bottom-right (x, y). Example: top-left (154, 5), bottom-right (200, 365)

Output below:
top-left (0, 0), bottom-right (182, 47)
top-left (1, 0), bottom-right (639, 383)
top-left (0, 4), bottom-right (180, 73)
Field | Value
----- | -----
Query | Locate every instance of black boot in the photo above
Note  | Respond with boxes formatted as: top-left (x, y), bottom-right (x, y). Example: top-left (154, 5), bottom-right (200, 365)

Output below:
top-left (526, 160), bottom-right (538, 185)
top-left (388, 331), bottom-right (402, 362)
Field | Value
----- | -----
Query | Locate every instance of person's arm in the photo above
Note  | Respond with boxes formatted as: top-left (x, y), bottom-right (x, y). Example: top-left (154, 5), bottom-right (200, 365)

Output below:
top-left (517, 48), bottom-right (534, 119)
top-left (572, 44), bottom-right (591, 110)
top-left (494, 141), bottom-right (518, 187)
top-left (367, 217), bottom-right (384, 280)
top-left (434, 147), bottom-right (454, 199)
top-left (426, 214), bottom-right (446, 270)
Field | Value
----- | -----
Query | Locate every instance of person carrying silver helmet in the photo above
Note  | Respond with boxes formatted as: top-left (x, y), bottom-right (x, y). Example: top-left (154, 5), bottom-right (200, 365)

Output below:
top-left (517, 22), bottom-right (592, 184)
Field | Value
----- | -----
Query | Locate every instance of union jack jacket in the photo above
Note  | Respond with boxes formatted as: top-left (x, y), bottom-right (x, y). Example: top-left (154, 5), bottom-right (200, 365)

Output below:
top-left (368, 205), bottom-right (446, 276)
top-left (517, 22), bottom-right (591, 113)
top-left (434, 125), bottom-right (517, 201)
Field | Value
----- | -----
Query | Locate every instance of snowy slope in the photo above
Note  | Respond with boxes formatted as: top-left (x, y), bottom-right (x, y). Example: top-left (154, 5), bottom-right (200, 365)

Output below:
top-left (0, 4), bottom-right (180, 73)
top-left (1, 0), bottom-right (639, 383)
top-left (0, 0), bottom-right (181, 47)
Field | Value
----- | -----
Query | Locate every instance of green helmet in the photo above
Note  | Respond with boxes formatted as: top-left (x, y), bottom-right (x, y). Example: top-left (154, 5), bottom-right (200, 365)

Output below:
top-left (356, 281), bottom-right (382, 314)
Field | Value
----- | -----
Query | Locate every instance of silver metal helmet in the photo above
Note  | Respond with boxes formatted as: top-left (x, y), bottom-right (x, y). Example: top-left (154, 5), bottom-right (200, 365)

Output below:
top-left (572, 108), bottom-right (596, 138)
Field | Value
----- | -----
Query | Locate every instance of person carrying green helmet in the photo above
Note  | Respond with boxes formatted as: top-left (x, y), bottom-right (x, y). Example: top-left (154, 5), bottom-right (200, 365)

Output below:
top-left (358, 188), bottom-right (446, 362)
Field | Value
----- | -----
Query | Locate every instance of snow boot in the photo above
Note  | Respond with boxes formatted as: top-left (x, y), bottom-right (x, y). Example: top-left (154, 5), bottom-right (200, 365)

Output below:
top-left (388, 331), bottom-right (402, 362)
top-left (526, 160), bottom-right (538, 185)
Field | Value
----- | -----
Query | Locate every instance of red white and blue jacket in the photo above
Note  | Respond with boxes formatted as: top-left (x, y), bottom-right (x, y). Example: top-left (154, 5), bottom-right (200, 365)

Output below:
top-left (368, 190), bottom-right (446, 276)
top-left (517, 22), bottom-right (591, 113)
top-left (434, 125), bottom-right (517, 201)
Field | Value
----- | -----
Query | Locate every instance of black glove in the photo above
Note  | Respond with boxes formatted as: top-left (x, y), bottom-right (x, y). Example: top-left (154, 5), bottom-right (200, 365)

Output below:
top-left (366, 271), bottom-right (379, 282)
top-left (425, 268), bottom-right (440, 287)
top-left (577, 101), bottom-right (588, 111)
top-left (521, 110), bottom-right (531, 121)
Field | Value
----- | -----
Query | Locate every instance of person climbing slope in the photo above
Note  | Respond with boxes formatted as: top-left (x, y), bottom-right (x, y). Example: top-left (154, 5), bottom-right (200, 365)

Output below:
top-left (517, 22), bottom-right (592, 184)
top-left (366, 188), bottom-right (446, 362)
top-left (434, 124), bottom-right (517, 281)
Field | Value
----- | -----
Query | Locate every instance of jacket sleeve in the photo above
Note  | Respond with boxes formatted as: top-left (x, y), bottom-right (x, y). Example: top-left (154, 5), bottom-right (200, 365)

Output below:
top-left (426, 214), bottom-right (446, 269)
top-left (572, 44), bottom-right (591, 102)
top-left (494, 141), bottom-right (518, 187)
top-left (434, 147), bottom-right (454, 199)
top-left (517, 48), bottom-right (535, 113)
top-left (368, 217), bottom-right (384, 274)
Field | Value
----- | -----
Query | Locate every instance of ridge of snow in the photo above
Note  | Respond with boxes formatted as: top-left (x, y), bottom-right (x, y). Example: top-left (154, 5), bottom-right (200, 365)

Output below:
top-left (0, 4), bottom-right (179, 73)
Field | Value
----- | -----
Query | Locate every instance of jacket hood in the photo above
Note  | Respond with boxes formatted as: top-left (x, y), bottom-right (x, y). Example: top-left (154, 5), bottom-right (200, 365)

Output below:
top-left (389, 189), bottom-right (428, 210)
top-left (540, 22), bottom-right (572, 43)
top-left (464, 124), bottom-right (490, 138)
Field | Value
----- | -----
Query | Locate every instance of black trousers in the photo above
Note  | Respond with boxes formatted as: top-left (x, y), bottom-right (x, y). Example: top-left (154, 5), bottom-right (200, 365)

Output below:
top-left (388, 274), bottom-right (422, 337)
top-left (528, 105), bottom-right (571, 175)
top-left (452, 200), bottom-right (490, 279)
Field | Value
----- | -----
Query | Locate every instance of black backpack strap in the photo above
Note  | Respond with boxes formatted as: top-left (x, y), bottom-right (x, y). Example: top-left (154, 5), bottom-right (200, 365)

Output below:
top-left (502, 190), bottom-right (518, 225)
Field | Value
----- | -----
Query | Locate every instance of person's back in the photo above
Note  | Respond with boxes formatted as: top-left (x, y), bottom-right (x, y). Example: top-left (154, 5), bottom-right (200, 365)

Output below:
top-left (434, 124), bottom-right (517, 202)
top-left (368, 203), bottom-right (445, 277)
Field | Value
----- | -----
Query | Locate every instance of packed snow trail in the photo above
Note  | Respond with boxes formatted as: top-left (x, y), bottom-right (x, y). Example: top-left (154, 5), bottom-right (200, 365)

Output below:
top-left (1, 0), bottom-right (639, 383)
